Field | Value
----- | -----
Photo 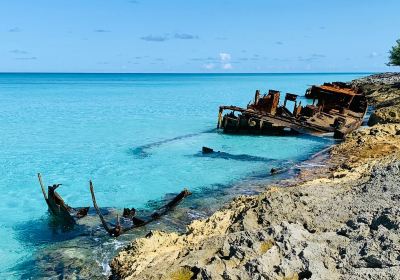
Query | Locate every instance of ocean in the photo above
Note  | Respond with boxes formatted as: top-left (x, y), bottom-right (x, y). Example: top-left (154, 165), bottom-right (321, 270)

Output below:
top-left (0, 73), bottom-right (369, 278)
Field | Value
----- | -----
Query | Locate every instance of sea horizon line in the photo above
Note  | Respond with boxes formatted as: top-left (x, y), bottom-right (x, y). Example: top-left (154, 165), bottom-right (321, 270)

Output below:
top-left (0, 71), bottom-right (378, 75)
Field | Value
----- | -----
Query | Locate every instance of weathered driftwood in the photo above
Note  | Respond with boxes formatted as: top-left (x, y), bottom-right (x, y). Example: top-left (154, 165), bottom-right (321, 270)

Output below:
top-left (38, 173), bottom-right (89, 223)
top-left (89, 180), bottom-right (191, 237)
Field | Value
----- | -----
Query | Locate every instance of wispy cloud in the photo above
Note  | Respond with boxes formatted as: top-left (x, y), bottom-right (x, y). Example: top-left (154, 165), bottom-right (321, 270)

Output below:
top-left (141, 33), bottom-right (198, 42)
top-left (140, 35), bottom-right (169, 42)
top-left (174, 33), bottom-right (198, 40)
top-left (298, 54), bottom-right (326, 62)
top-left (191, 57), bottom-right (218, 62)
top-left (9, 49), bottom-right (28, 54)
top-left (203, 63), bottom-right (215, 70)
top-left (219, 53), bottom-right (231, 61)
top-left (15, 57), bottom-right (37, 60)
top-left (94, 29), bottom-right (111, 33)
top-left (196, 53), bottom-right (235, 70)
top-left (9, 27), bottom-right (21, 32)
top-left (237, 54), bottom-right (267, 61)
top-left (273, 57), bottom-right (290, 62)
top-left (275, 41), bottom-right (283, 45)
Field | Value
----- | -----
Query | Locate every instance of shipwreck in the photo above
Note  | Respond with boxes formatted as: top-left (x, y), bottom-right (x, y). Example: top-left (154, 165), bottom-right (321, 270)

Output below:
top-left (38, 173), bottom-right (191, 237)
top-left (217, 82), bottom-right (367, 138)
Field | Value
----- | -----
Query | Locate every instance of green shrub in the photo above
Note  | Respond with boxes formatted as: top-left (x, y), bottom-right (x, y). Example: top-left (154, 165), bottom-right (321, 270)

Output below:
top-left (388, 39), bottom-right (400, 66)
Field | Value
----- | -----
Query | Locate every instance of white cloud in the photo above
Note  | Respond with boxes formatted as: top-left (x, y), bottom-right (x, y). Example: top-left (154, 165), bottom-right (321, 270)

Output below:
top-left (203, 63), bottom-right (215, 70)
top-left (219, 52), bottom-right (233, 70)
top-left (200, 52), bottom-right (233, 70)
top-left (219, 53), bottom-right (231, 62)
top-left (222, 63), bottom-right (233, 69)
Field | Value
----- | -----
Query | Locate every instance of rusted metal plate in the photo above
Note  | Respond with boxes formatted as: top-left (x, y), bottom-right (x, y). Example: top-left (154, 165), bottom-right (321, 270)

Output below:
top-left (315, 85), bottom-right (361, 96)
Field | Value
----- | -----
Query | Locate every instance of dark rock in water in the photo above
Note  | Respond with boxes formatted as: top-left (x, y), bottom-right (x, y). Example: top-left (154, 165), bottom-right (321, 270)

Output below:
top-left (123, 208), bottom-right (136, 219)
top-left (198, 148), bottom-right (279, 163)
top-left (202, 146), bottom-right (214, 154)
top-left (271, 167), bottom-right (286, 175)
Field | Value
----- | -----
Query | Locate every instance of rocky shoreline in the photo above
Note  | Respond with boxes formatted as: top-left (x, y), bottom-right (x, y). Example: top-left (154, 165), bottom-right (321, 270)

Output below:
top-left (110, 73), bottom-right (400, 280)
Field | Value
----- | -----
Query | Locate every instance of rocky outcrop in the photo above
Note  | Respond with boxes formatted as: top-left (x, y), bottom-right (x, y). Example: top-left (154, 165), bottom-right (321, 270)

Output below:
top-left (110, 74), bottom-right (400, 280)
top-left (352, 72), bottom-right (400, 125)
top-left (368, 98), bottom-right (400, 126)
top-left (352, 72), bottom-right (400, 86)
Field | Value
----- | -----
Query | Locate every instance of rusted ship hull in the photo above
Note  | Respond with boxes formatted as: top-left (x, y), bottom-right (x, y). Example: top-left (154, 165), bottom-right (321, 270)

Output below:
top-left (217, 83), bottom-right (367, 139)
top-left (220, 108), bottom-right (330, 135)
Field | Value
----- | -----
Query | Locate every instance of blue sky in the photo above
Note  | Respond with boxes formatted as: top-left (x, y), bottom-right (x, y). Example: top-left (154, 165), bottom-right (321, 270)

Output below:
top-left (1, 0), bottom-right (399, 73)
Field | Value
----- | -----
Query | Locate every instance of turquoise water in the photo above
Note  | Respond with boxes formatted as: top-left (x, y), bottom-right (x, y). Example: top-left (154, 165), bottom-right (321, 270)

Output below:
top-left (0, 73), bottom-right (368, 278)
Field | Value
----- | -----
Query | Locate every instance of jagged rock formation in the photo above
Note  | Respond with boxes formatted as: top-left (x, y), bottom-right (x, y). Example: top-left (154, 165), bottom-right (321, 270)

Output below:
top-left (352, 72), bottom-right (400, 126)
top-left (368, 99), bottom-right (400, 126)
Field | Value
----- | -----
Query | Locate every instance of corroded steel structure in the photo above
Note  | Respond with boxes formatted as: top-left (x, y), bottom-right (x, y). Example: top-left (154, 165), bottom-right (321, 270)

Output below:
top-left (218, 83), bottom-right (367, 138)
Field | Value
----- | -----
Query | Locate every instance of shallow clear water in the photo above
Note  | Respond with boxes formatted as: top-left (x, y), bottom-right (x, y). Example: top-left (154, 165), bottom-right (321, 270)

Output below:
top-left (0, 73), bottom-right (369, 278)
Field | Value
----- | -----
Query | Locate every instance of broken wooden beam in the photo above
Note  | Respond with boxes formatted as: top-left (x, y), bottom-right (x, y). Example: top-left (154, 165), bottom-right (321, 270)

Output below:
top-left (151, 188), bottom-right (192, 218)
top-left (89, 180), bottom-right (121, 236)
top-left (89, 180), bottom-right (191, 237)
top-left (38, 173), bottom-right (89, 223)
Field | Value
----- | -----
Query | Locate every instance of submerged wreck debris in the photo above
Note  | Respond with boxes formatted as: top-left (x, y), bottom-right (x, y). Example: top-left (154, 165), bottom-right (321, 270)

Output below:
top-left (38, 173), bottom-right (191, 236)
top-left (217, 83), bottom-right (368, 138)
top-left (202, 146), bottom-right (214, 154)
top-left (89, 181), bottom-right (191, 237)
top-left (200, 146), bottom-right (276, 163)
top-left (37, 173), bottom-right (89, 223)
